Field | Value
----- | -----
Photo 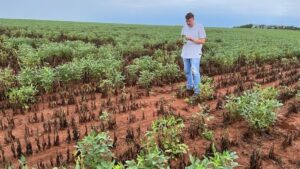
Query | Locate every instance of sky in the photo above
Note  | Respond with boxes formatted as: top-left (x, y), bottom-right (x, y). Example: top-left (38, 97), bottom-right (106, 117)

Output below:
top-left (0, 0), bottom-right (300, 27)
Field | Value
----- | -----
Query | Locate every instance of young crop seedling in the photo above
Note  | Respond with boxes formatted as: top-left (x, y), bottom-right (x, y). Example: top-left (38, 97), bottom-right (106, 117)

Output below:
top-left (7, 85), bottom-right (37, 110)
top-left (145, 115), bottom-right (188, 159)
top-left (75, 131), bottom-right (115, 169)
top-left (186, 145), bottom-right (239, 169)
top-left (137, 70), bottom-right (155, 96)
top-left (198, 76), bottom-right (215, 101)
top-left (37, 67), bottom-right (55, 93)
top-left (125, 145), bottom-right (169, 169)
top-left (0, 68), bottom-right (15, 92)
top-left (188, 104), bottom-right (214, 141)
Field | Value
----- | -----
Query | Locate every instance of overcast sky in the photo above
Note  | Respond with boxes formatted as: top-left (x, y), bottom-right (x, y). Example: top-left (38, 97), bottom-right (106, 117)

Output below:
top-left (1, 0), bottom-right (299, 27)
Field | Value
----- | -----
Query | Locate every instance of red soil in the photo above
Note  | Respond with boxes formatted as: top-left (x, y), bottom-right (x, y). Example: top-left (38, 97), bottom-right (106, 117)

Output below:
top-left (0, 63), bottom-right (299, 169)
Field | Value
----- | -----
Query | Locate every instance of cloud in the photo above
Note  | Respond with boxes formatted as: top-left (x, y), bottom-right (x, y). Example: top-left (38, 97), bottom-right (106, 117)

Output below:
top-left (198, 0), bottom-right (300, 17)
top-left (0, 0), bottom-right (299, 26)
top-left (105, 0), bottom-right (300, 17)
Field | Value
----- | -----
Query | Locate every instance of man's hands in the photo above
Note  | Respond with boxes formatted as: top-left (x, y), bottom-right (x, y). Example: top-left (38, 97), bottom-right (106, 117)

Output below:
top-left (185, 36), bottom-right (206, 44)
top-left (186, 36), bottom-right (194, 41)
top-left (180, 35), bottom-right (206, 45)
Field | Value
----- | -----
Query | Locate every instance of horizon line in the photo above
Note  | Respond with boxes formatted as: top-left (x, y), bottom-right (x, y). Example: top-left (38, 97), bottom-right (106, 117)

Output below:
top-left (1, 17), bottom-right (299, 29)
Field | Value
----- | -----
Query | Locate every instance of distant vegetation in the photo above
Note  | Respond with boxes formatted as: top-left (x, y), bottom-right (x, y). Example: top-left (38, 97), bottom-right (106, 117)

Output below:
top-left (235, 24), bottom-right (300, 30)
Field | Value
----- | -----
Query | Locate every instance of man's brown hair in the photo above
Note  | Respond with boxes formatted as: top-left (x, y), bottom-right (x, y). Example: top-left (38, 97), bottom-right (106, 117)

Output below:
top-left (185, 12), bottom-right (194, 20)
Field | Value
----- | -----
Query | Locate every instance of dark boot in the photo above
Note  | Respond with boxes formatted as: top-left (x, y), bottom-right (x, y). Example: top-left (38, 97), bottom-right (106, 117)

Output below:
top-left (186, 89), bottom-right (194, 96)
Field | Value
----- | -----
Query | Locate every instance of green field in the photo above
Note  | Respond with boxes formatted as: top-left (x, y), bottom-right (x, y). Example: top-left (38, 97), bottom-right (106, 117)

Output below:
top-left (0, 19), bottom-right (299, 169)
top-left (1, 19), bottom-right (299, 95)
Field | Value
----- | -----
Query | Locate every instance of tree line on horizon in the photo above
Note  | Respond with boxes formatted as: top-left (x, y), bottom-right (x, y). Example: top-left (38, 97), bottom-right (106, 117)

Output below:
top-left (234, 24), bottom-right (300, 30)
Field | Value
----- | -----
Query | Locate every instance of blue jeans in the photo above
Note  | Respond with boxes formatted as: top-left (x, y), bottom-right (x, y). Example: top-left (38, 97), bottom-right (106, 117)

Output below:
top-left (182, 58), bottom-right (201, 94)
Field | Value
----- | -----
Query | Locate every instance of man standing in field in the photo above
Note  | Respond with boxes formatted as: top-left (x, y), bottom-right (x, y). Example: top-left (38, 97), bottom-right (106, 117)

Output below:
top-left (181, 12), bottom-right (206, 96)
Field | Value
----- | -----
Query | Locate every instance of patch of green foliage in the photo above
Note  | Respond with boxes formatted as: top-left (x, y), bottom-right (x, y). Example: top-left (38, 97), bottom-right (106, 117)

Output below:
top-left (224, 84), bottom-right (282, 130)
top-left (186, 147), bottom-right (239, 169)
top-left (75, 131), bottom-right (115, 169)
top-left (7, 85), bottom-right (37, 109)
